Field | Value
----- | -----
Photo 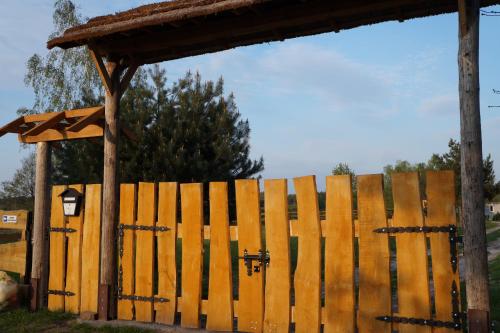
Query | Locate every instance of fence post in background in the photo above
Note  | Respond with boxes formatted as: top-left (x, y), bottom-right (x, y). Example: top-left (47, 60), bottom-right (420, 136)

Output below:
top-left (457, 1), bottom-right (490, 331)
top-left (30, 141), bottom-right (51, 311)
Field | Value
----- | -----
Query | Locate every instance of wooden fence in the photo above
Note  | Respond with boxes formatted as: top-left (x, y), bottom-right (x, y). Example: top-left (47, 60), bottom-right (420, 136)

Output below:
top-left (47, 171), bottom-right (461, 332)
top-left (0, 210), bottom-right (31, 283)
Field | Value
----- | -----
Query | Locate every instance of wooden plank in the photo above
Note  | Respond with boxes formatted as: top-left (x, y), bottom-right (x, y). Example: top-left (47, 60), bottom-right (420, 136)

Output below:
top-left (0, 242), bottom-right (27, 274)
top-left (19, 124), bottom-right (104, 143)
top-left (23, 106), bottom-right (104, 123)
top-left (156, 182), bottom-right (178, 325)
top-left (206, 182), bottom-right (234, 331)
top-left (66, 107), bottom-right (105, 132)
top-left (324, 175), bottom-right (355, 333)
top-left (392, 173), bottom-right (431, 333)
top-left (293, 176), bottom-right (322, 333)
top-left (0, 210), bottom-right (28, 234)
top-left (89, 49), bottom-right (113, 95)
top-left (22, 112), bottom-right (66, 137)
top-left (357, 174), bottom-right (391, 333)
top-left (120, 63), bottom-right (139, 94)
top-left (236, 179), bottom-right (264, 333)
top-left (426, 171), bottom-right (461, 333)
top-left (263, 179), bottom-right (291, 333)
top-left (48, 185), bottom-right (67, 311)
top-left (135, 183), bottom-right (156, 322)
top-left (117, 184), bottom-right (137, 320)
top-left (180, 183), bottom-right (204, 328)
top-left (80, 184), bottom-right (102, 314)
top-left (65, 184), bottom-right (85, 314)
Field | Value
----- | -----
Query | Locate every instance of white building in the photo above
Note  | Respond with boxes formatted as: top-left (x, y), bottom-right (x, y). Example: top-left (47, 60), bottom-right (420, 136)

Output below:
top-left (485, 199), bottom-right (500, 220)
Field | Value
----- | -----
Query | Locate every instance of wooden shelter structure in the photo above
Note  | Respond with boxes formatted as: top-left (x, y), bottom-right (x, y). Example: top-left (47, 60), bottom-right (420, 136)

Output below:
top-left (0, 0), bottom-right (493, 331)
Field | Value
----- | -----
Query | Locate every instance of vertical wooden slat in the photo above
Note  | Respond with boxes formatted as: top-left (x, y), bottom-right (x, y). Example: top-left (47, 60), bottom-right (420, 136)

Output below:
top-left (48, 185), bottom-right (67, 311)
top-left (263, 179), bottom-right (291, 333)
top-left (135, 183), bottom-right (156, 322)
top-left (324, 175), bottom-right (355, 333)
top-left (117, 184), bottom-right (136, 320)
top-left (65, 184), bottom-right (84, 314)
top-left (357, 174), bottom-right (391, 333)
top-left (293, 176), bottom-right (321, 333)
top-left (236, 179), bottom-right (264, 333)
top-left (80, 184), bottom-right (102, 314)
top-left (426, 171), bottom-right (460, 333)
top-left (156, 182), bottom-right (178, 325)
top-left (392, 173), bottom-right (431, 333)
top-left (207, 182), bottom-right (234, 331)
top-left (180, 183), bottom-right (204, 328)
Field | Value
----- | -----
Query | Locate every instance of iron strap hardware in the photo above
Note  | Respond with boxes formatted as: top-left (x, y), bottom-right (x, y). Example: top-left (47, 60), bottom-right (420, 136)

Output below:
top-left (117, 224), bottom-right (170, 304)
top-left (118, 294), bottom-right (169, 303)
top-left (374, 224), bottom-right (460, 273)
top-left (48, 289), bottom-right (75, 297)
top-left (239, 249), bottom-right (270, 276)
top-left (118, 224), bottom-right (171, 232)
top-left (49, 227), bottom-right (76, 233)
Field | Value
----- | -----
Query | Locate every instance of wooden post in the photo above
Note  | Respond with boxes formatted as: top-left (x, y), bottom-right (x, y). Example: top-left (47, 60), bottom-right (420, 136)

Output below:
top-left (30, 142), bottom-right (51, 310)
top-left (458, 0), bottom-right (490, 331)
top-left (98, 61), bottom-right (123, 320)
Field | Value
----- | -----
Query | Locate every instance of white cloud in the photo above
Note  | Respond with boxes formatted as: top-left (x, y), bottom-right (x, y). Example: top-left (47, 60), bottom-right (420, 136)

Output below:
top-left (417, 94), bottom-right (459, 115)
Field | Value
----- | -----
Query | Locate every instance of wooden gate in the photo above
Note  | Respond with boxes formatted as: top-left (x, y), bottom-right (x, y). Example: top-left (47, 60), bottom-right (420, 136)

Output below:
top-left (47, 171), bottom-right (462, 332)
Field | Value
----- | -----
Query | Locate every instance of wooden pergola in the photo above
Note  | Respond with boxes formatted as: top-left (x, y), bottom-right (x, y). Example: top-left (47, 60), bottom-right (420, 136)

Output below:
top-left (17, 0), bottom-right (497, 331)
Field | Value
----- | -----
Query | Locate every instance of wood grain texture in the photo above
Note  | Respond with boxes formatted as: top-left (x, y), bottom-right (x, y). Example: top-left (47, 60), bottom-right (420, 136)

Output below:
top-left (357, 175), bottom-right (391, 333)
top-left (80, 184), bottom-right (102, 314)
top-left (236, 179), bottom-right (264, 333)
top-left (392, 173), bottom-right (431, 333)
top-left (135, 183), bottom-right (156, 322)
top-left (156, 182), bottom-right (178, 325)
top-left (293, 176), bottom-right (321, 333)
top-left (324, 175), bottom-right (355, 333)
top-left (206, 182), bottom-right (234, 331)
top-left (180, 183), bottom-right (204, 328)
top-left (426, 171), bottom-right (461, 333)
top-left (65, 185), bottom-right (85, 314)
top-left (117, 184), bottom-right (136, 320)
top-left (48, 185), bottom-right (67, 311)
top-left (263, 179), bottom-right (291, 333)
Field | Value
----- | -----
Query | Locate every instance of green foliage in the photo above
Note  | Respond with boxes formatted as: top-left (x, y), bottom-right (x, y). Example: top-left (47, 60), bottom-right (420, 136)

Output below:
top-left (0, 152), bottom-right (36, 200)
top-left (490, 256), bottom-right (500, 322)
top-left (493, 212), bottom-right (500, 222)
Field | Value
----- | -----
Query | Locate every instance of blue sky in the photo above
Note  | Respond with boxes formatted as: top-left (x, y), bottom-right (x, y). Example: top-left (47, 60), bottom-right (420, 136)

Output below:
top-left (0, 1), bottom-right (499, 190)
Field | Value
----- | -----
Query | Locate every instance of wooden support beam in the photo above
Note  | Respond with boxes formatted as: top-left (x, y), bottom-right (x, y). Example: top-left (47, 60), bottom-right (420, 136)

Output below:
top-left (23, 106), bottom-right (104, 123)
top-left (458, 0), bottom-right (491, 332)
top-left (120, 64), bottom-right (139, 95)
top-left (23, 112), bottom-right (66, 137)
top-left (98, 61), bottom-right (123, 321)
top-left (30, 142), bottom-right (51, 310)
top-left (19, 124), bottom-right (104, 144)
top-left (89, 48), bottom-right (113, 96)
top-left (66, 107), bottom-right (105, 132)
top-left (0, 116), bottom-right (25, 137)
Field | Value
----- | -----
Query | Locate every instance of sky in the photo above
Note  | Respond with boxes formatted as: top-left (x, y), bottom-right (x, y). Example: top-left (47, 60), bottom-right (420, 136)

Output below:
top-left (0, 1), bottom-right (499, 190)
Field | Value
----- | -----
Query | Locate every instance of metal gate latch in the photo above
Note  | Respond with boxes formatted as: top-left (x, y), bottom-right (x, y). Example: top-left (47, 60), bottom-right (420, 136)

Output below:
top-left (239, 249), bottom-right (270, 276)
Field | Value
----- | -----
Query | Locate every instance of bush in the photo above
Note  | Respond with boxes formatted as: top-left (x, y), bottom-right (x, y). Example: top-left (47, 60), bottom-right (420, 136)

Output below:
top-left (493, 213), bottom-right (500, 221)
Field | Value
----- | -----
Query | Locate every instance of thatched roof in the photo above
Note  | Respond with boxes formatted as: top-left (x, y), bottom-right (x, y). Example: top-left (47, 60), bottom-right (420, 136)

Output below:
top-left (48, 0), bottom-right (500, 65)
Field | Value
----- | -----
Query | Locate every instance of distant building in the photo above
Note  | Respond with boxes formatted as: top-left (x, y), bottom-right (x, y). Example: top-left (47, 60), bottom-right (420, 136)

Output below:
top-left (486, 195), bottom-right (500, 219)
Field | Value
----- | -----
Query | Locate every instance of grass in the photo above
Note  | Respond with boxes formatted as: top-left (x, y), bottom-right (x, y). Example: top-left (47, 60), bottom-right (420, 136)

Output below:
top-left (0, 309), bottom-right (155, 333)
top-left (487, 229), bottom-right (500, 244)
top-left (490, 257), bottom-right (500, 323)
top-left (486, 220), bottom-right (499, 230)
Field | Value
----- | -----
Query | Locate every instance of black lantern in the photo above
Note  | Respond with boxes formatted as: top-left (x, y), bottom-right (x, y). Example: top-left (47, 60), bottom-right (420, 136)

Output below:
top-left (60, 188), bottom-right (83, 217)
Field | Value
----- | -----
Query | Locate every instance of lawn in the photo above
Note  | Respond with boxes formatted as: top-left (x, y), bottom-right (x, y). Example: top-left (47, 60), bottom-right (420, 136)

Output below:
top-left (0, 309), bottom-right (154, 333)
top-left (490, 257), bottom-right (500, 324)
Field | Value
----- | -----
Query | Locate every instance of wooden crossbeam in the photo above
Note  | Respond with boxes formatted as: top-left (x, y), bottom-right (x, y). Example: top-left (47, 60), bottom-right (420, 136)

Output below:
top-left (23, 106), bottom-right (104, 123)
top-left (19, 124), bottom-right (104, 144)
top-left (23, 112), bottom-right (66, 137)
top-left (0, 116), bottom-right (25, 137)
top-left (120, 64), bottom-right (139, 95)
top-left (66, 107), bottom-right (105, 132)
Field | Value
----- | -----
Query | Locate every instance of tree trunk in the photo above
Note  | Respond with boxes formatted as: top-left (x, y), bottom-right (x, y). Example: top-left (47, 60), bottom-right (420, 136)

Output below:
top-left (30, 142), bottom-right (51, 310)
top-left (98, 61), bottom-right (122, 320)
top-left (458, 0), bottom-right (490, 331)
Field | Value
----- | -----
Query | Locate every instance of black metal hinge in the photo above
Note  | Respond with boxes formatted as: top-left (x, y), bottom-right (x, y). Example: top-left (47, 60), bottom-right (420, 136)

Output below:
top-left (49, 227), bottom-right (76, 233)
top-left (118, 224), bottom-right (170, 232)
top-left (374, 224), bottom-right (460, 273)
top-left (48, 289), bottom-right (75, 297)
top-left (118, 294), bottom-right (169, 303)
